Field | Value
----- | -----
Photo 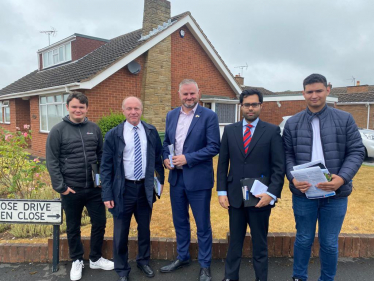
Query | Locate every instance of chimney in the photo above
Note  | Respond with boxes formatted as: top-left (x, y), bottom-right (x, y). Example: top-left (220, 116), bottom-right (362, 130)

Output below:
top-left (142, 0), bottom-right (171, 35)
top-left (356, 80), bottom-right (360, 86)
top-left (234, 74), bottom-right (244, 86)
top-left (141, 0), bottom-right (172, 131)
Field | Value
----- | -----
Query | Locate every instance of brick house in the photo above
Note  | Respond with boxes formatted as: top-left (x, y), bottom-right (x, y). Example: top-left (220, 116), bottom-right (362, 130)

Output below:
top-left (332, 83), bottom-right (374, 130)
top-left (239, 78), bottom-right (373, 128)
top-left (236, 76), bottom-right (337, 126)
top-left (0, 0), bottom-right (241, 157)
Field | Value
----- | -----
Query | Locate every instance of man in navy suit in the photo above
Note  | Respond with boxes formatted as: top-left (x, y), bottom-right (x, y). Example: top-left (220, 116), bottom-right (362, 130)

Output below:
top-left (101, 97), bottom-right (165, 281)
top-left (160, 79), bottom-right (220, 281)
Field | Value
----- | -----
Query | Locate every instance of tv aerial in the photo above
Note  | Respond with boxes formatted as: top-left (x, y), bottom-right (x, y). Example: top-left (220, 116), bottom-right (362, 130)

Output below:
top-left (345, 76), bottom-right (356, 86)
top-left (40, 27), bottom-right (57, 46)
top-left (234, 62), bottom-right (248, 76)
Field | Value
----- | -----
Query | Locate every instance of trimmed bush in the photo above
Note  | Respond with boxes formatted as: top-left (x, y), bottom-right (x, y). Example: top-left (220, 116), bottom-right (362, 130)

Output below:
top-left (97, 111), bottom-right (147, 139)
top-left (97, 111), bottom-right (126, 139)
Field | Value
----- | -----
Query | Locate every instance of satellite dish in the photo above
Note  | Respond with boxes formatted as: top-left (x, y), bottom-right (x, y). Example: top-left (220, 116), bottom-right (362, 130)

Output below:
top-left (127, 61), bottom-right (141, 74)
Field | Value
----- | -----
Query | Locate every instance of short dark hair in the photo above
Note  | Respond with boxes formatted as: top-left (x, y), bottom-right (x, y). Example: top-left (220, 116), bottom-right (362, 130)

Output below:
top-left (66, 91), bottom-right (89, 107)
top-left (303, 74), bottom-right (328, 89)
top-left (239, 89), bottom-right (263, 104)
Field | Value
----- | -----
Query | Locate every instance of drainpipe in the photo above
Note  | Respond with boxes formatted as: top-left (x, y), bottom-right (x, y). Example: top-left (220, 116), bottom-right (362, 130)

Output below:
top-left (367, 103), bottom-right (371, 129)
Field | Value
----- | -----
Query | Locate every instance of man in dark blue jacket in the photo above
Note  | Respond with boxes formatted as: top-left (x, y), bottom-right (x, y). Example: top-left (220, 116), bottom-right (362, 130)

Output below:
top-left (283, 74), bottom-right (365, 281)
top-left (100, 96), bottom-right (164, 281)
top-left (161, 79), bottom-right (220, 281)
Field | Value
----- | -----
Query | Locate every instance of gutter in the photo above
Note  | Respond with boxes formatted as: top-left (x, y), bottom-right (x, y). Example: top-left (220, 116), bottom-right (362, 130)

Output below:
top-left (0, 83), bottom-right (81, 100)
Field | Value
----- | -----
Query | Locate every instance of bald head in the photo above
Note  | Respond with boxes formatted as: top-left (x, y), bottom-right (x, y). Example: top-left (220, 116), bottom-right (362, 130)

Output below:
top-left (122, 96), bottom-right (143, 110)
top-left (122, 96), bottom-right (143, 126)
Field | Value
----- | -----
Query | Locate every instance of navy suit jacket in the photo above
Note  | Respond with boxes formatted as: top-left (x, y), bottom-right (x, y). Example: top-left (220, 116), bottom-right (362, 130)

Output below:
top-left (100, 120), bottom-right (164, 218)
top-left (163, 104), bottom-right (220, 191)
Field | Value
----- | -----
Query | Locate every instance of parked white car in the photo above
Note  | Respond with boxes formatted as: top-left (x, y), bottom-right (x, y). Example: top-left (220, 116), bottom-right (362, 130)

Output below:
top-left (279, 116), bottom-right (374, 159)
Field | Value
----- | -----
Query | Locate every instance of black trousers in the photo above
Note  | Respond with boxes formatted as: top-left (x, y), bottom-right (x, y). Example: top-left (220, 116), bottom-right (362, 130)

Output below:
top-left (113, 180), bottom-right (152, 278)
top-left (61, 187), bottom-right (106, 262)
top-left (225, 205), bottom-right (271, 281)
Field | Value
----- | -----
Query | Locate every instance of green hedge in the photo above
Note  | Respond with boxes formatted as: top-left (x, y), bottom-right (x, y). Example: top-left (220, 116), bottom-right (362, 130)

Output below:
top-left (97, 111), bottom-right (148, 140)
top-left (97, 112), bottom-right (126, 139)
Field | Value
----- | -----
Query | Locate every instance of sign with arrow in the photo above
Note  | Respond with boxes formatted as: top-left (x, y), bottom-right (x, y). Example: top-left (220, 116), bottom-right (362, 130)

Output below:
top-left (0, 199), bottom-right (62, 225)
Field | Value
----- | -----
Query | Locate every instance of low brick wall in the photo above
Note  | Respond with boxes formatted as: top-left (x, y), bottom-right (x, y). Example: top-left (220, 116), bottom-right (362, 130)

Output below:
top-left (1, 233), bottom-right (373, 263)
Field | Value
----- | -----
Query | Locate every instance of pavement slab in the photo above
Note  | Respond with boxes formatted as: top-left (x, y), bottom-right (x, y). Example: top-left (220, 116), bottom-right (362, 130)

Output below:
top-left (0, 257), bottom-right (373, 281)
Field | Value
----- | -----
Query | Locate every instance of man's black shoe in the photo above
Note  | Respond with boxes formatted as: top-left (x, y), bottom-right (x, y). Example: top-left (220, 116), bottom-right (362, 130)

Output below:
top-left (160, 259), bottom-right (190, 273)
top-left (222, 279), bottom-right (238, 281)
top-left (118, 277), bottom-right (128, 281)
top-left (137, 264), bottom-right (155, 278)
top-left (293, 278), bottom-right (305, 281)
top-left (200, 267), bottom-right (212, 281)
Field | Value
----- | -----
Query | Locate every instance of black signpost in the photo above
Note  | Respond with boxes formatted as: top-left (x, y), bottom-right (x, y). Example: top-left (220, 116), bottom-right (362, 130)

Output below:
top-left (0, 198), bottom-right (63, 272)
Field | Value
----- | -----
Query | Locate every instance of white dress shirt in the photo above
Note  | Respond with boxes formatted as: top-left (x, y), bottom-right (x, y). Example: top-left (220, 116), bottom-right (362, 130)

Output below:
top-left (123, 121), bottom-right (147, 180)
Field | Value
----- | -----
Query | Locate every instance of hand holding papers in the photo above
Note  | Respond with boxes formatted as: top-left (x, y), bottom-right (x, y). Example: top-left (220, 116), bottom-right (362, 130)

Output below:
top-left (250, 180), bottom-right (275, 205)
top-left (291, 160), bottom-right (335, 199)
top-left (240, 177), bottom-right (271, 207)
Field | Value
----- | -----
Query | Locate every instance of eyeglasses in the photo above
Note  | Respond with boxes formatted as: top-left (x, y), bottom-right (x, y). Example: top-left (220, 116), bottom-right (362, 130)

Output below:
top-left (241, 103), bottom-right (262, 109)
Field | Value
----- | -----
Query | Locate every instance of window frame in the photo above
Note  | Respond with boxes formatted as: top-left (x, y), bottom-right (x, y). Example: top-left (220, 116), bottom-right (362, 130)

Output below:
top-left (42, 42), bottom-right (72, 69)
top-left (209, 102), bottom-right (238, 125)
top-left (0, 101), bottom-right (10, 124)
top-left (39, 94), bottom-right (69, 133)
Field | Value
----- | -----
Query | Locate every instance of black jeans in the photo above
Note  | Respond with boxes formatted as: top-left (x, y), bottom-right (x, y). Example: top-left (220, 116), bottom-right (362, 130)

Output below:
top-left (61, 187), bottom-right (106, 262)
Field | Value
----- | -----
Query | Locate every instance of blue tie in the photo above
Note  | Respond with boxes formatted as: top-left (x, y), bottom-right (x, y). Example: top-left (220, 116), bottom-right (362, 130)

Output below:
top-left (133, 126), bottom-right (142, 180)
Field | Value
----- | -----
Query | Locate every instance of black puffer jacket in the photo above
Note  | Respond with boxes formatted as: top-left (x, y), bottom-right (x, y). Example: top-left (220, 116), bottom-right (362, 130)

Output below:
top-left (46, 116), bottom-right (103, 193)
top-left (283, 105), bottom-right (365, 197)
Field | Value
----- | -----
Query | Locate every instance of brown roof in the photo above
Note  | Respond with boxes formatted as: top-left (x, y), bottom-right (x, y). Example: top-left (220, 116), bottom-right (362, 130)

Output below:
top-left (0, 12), bottom-right (189, 96)
top-left (337, 92), bottom-right (374, 103)
top-left (242, 86), bottom-right (275, 96)
top-left (330, 87), bottom-right (347, 95)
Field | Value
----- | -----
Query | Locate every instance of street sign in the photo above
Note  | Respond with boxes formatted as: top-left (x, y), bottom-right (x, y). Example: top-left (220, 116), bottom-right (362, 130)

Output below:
top-left (0, 199), bottom-right (62, 225)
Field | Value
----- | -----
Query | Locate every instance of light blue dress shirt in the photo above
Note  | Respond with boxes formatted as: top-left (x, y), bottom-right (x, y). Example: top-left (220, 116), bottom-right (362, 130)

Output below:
top-left (218, 118), bottom-right (276, 203)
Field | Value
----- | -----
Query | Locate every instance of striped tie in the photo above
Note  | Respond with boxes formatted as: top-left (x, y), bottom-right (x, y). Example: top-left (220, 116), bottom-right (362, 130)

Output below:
top-left (243, 124), bottom-right (253, 154)
top-left (133, 126), bottom-right (142, 180)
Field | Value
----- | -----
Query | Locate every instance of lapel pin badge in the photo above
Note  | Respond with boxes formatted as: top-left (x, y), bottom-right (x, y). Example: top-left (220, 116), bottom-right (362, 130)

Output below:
top-left (195, 115), bottom-right (200, 118)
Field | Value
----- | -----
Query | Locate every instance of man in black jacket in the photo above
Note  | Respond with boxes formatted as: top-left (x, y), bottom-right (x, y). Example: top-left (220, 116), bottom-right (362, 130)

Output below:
top-left (283, 74), bottom-right (365, 281)
top-left (217, 89), bottom-right (285, 281)
top-left (46, 92), bottom-right (113, 281)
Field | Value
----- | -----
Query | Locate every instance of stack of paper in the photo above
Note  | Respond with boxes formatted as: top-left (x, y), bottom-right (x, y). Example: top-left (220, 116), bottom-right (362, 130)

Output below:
top-left (291, 160), bottom-right (335, 199)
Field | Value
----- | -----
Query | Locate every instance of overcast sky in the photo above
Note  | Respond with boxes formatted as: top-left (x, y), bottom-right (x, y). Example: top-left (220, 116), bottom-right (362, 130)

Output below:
top-left (0, 0), bottom-right (373, 92)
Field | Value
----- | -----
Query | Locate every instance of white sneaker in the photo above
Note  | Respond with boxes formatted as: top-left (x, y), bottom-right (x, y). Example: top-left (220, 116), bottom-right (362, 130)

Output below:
top-left (89, 257), bottom-right (114, 270)
top-left (70, 260), bottom-right (84, 281)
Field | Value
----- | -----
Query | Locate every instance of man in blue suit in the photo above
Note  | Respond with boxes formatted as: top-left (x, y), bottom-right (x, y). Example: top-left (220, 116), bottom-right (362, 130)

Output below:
top-left (160, 79), bottom-right (220, 281)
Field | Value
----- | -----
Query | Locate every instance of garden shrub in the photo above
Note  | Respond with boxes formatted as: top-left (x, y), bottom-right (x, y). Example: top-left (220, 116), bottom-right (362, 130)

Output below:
top-left (97, 111), bottom-right (147, 140)
top-left (0, 126), bottom-right (92, 238)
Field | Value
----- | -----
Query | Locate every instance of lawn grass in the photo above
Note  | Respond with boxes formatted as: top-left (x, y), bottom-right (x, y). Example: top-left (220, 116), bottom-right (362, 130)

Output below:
top-left (2, 158), bottom-right (372, 244)
top-left (82, 158), bottom-right (374, 239)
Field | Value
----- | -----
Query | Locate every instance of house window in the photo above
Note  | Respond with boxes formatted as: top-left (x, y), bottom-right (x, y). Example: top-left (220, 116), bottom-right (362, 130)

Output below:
top-left (215, 103), bottom-right (236, 124)
top-left (0, 101), bottom-right (10, 124)
top-left (42, 42), bottom-right (72, 69)
top-left (39, 94), bottom-right (69, 132)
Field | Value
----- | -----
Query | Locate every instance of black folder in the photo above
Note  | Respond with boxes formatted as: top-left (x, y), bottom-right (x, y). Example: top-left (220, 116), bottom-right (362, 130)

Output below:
top-left (240, 177), bottom-right (269, 207)
top-left (91, 163), bottom-right (101, 187)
